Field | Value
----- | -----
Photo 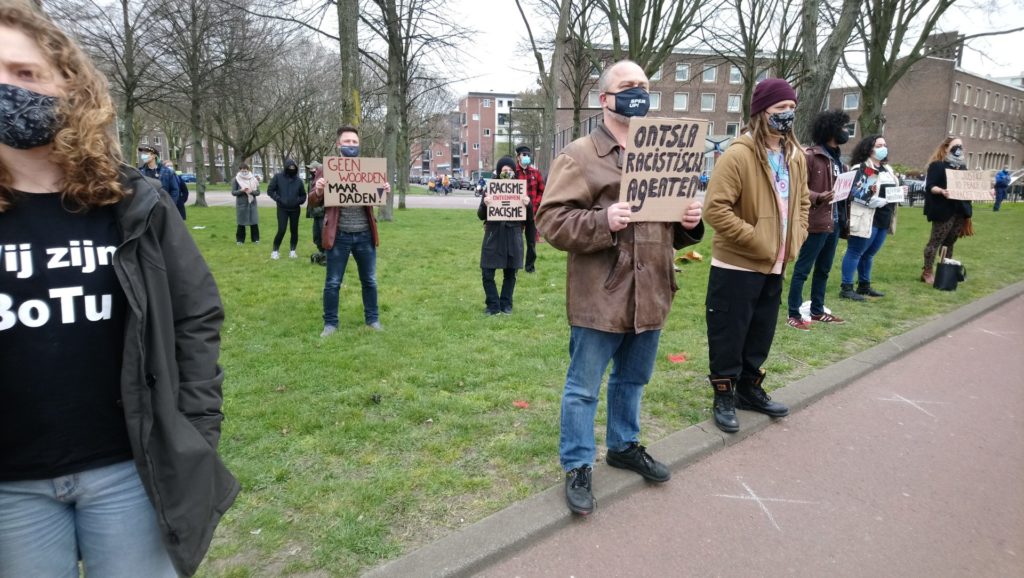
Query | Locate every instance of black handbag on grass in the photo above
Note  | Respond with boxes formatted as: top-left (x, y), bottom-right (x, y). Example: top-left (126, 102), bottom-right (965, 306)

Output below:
top-left (934, 247), bottom-right (966, 291)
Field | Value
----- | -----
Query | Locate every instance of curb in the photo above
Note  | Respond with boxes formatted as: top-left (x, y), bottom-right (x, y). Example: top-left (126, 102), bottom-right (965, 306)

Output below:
top-left (363, 280), bottom-right (1024, 578)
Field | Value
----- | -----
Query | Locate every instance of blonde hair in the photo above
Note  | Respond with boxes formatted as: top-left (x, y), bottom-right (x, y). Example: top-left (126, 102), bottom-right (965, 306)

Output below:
top-left (927, 136), bottom-right (958, 165)
top-left (0, 2), bottom-right (125, 212)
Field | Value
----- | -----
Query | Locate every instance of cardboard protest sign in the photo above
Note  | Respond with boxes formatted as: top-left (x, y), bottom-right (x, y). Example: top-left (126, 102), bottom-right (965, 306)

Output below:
top-left (830, 170), bottom-right (858, 203)
top-left (322, 156), bottom-right (388, 207)
top-left (946, 169), bottom-right (996, 201)
top-left (484, 179), bottom-right (527, 221)
top-left (619, 117), bottom-right (708, 221)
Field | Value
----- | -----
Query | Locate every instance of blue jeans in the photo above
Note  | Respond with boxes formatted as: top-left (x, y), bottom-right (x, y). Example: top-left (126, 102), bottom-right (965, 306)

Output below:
top-left (0, 461), bottom-right (176, 578)
top-left (323, 230), bottom-right (378, 327)
top-left (559, 326), bottom-right (661, 471)
top-left (787, 228), bottom-right (839, 318)
top-left (842, 227), bottom-right (889, 285)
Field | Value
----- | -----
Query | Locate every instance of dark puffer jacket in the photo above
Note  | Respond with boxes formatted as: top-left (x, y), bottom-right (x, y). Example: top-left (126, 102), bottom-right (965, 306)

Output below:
top-left (267, 159), bottom-right (307, 209)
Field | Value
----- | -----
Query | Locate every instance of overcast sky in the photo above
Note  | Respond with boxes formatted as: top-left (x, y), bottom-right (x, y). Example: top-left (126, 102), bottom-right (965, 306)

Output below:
top-left (442, 0), bottom-right (1024, 98)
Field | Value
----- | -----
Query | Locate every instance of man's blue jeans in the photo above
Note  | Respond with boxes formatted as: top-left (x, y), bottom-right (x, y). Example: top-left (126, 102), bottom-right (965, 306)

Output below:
top-left (842, 227), bottom-right (889, 285)
top-left (0, 460), bottom-right (176, 578)
top-left (787, 228), bottom-right (839, 318)
top-left (323, 230), bottom-right (378, 327)
top-left (560, 326), bottom-right (661, 471)
top-left (994, 187), bottom-right (1007, 211)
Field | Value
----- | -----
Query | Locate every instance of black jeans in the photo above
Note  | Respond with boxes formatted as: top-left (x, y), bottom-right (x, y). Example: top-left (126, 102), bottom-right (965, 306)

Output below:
top-left (312, 216), bottom-right (324, 252)
top-left (482, 267), bottom-right (517, 312)
top-left (236, 224), bottom-right (260, 243)
top-left (273, 207), bottom-right (301, 251)
top-left (525, 212), bottom-right (537, 271)
top-left (706, 266), bottom-right (783, 379)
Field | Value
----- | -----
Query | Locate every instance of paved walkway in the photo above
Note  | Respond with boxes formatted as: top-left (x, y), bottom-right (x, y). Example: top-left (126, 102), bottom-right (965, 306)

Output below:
top-left (479, 295), bottom-right (1024, 577)
top-left (201, 191), bottom-right (478, 210)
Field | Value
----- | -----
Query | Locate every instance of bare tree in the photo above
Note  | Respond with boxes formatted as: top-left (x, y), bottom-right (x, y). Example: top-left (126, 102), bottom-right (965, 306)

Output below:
top-left (842, 0), bottom-right (1024, 135)
top-left (591, 0), bottom-right (710, 76)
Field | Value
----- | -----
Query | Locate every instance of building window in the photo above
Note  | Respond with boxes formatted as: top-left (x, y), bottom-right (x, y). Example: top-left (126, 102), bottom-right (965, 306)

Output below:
top-left (953, 82), bottom-right (960, 102)
top-left (726, 122), bottom-right (740, 137)
top-left (980, 121), bottom-right (987, 139)
top-left (729, 65), bottom-right (742, 84)
top-left (484, 128), bottom-right (491, 136)
top-left (702, 64), bottom-right (717, 83)
top-left (472, 113), bottom-right (479, 121)
top-left (999, 123), bottom-right (1005, 140)
top-left (964, 85), bottom-right (972, 106)
top-left (435, 150), bottom-right (444, 157)
top-left (755, 68), bottom-right (768, 82)
top-left (960, 116), bottom-right (967, 135)
top-left (497, 99), bottom-right (503, 107)
top-left (985, 91), bottom-right (991, 109)
top-left (473, 143), bottom-right (479, 150)
top-left (949, 114), bottom-right (957, 134)
top-left (139, 136), bottom-right (148, 144)
top-left (727, 94), bottom-right (742, 113)
top-left (843, 93), bottom-right (859, 110)
top-left (975, 88), bottom-right (981, 106)
top-left (649, 91), bottom-right (661, 110)
top-left (588, 90), bottom-right (601, 108)
top-left (967, 152), bottom-right (973, 168)
top-left (483, 98), bottom-right (491, 108)
top-left (461, 113), bottom-right (467, 125)
top-left (707, 121), bottom-right (715, 135)
top-left (461, 142), bottom-right (467, 154)
top-left (497, 113), bottom-right (509, 125)
top-left (675, 63), bottom-right (690, 81)
top-left (970, 118), bottom-right (977, 137)
top-left (820, 95), bottom-right (829, 111)
top-left (993, 94), bottom-right (999, 111)
top-left (589, 65), bottom-right (600, 78)
top-left (650, 68), bottom-right (662, 81)
top-left (845, 122), bottom-right (857, 139)
top-left (153, 135), bottom-right (161, 145)
top-left (185, 152), bottom-right (192, 162)
top-left (673, 92), bottom-right (689, 111)
top-left (701, 93), bottom-right (716, 111)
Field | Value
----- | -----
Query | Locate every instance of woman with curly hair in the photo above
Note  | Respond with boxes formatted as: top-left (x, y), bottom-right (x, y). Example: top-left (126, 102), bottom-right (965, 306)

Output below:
top-left (838, 134), bottom-right (898, 300)
top-left (785, 109), bottom-right (850, 330)
top-left (0, 3), bottom-right (238, 576)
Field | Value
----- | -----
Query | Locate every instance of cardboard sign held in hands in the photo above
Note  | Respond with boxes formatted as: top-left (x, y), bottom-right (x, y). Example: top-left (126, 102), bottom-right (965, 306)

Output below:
top-left (830, 170), bottom-right (858, 203)
top-left (946, 169), bottom-right (996, 201)
top-left (619, 117), bottom-right (708, 221)
top-left (323, 156), bottom-right (389, 207)
top-left (484, 179), bottom-right (527, 221)
top-left (884, 185), bottom-right (907, 204)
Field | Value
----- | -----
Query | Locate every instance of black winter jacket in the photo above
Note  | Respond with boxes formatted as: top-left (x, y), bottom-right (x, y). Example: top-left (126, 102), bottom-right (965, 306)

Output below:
top-left (115, 166), bottom-right (239, 576)
top-left (267, 160), bottom-right (307, 209)
top-left (924, 160), bottom-right (972, 222)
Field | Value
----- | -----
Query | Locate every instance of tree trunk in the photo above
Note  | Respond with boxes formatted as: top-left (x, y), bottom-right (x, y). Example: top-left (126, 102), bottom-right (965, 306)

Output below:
top-left (857, 83), bottom-right (886, 135)
top-left (338, 0), bottom-right (361, 126)
top-left (540, 0), bottom-right (572, 174)
top-left (793, 0), bottom-right (859, 144)
top-left (119, 0), bottom-right (137, 157)
top-left (205, 119), bottom-right (220, 183)
top-left (189, 95), bottom-right (207, 206)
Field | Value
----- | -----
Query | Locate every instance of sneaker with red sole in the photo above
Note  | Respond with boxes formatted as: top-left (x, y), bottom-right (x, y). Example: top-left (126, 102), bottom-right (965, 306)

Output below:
top-left (786, 317), bottom-right (812, 331)
top-left (810, 312), bottom-right (845, 324)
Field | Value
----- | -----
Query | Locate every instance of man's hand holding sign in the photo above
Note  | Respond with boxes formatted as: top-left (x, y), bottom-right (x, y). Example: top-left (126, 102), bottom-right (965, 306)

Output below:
top-left (314, 156), bottom-right (391, 206)
top-left (618, 117), bottom-right (708, 227)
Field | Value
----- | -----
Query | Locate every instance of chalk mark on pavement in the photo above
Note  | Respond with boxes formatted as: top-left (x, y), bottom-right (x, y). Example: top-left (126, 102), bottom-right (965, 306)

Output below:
top-left (712, 477), bottom-right (818, 531)
top-left (875, 393), bottom-right (949, 418)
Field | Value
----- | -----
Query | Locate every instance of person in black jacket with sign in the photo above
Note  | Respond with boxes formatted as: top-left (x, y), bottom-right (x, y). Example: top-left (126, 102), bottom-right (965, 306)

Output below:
top-left (921, 136), bottom-right (972, 285)
top-left (478, 157), bottom-right (530, 315)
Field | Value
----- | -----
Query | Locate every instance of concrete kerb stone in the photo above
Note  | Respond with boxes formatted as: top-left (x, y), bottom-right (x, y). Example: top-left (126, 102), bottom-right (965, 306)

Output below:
top-left (362, 280), bottom-right (1024, 578)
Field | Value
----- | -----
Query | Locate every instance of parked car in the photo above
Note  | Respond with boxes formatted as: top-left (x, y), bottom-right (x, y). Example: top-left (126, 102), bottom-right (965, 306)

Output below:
top-left (180, 173), bottom-right (197, 183)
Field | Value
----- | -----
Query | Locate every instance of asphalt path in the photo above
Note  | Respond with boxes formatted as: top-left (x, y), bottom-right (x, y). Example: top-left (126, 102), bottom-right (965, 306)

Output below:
top-left (480, 295), bottom-right (1024, 577)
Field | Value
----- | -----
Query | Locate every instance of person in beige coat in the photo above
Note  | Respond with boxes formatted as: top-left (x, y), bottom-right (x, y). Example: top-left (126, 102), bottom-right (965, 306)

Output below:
top-left (703, 78), bottom-right (810, 434)
top-left (537, 60), bottom-right (704, 516)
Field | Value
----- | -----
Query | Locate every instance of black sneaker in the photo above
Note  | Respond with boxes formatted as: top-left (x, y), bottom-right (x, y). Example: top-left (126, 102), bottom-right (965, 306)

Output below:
top-left (565, 466), bottom-right (594, 515)
top-left (605, 443), bottom-right (671, 483)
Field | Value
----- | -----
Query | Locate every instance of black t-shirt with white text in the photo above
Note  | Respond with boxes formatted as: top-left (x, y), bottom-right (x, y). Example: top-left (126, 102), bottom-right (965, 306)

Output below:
top-left (0, 192), bottom-right (131, 481)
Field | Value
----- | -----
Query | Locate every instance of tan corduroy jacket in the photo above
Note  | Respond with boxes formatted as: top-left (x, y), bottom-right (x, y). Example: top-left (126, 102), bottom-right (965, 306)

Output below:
top-left (704, 133), bottom-right (810, 273)
top-left (536, 124), bottom-right (704, 333)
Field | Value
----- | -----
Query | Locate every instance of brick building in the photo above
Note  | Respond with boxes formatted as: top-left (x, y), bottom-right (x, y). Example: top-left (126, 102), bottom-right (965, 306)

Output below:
top-left (458, 91), bottom-right (519, 178)
top-left (828, 56), bottom-right (1024, 174)
top-left (411, 112), bottom-right (463, 178)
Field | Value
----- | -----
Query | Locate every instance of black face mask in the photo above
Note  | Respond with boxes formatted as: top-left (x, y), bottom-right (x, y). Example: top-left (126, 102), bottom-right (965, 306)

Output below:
top-left (0, 83), bottom-right (60, 149)
top-left (286, 166), bottom-right (298, 175)
top-left (834, 129), bottom-right (850, 145)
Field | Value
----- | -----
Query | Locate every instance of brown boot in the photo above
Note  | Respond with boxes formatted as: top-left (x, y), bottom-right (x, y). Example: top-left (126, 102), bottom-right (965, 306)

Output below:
top-left (921, 268), bottom-right (935, 285)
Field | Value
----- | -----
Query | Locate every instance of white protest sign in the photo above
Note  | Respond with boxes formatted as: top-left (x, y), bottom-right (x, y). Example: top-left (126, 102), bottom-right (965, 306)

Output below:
top-left (946, 169), bottom-right (996, 201)
top-left (830, 170), bottom-right (858, 203)
top-left (484, 179), bottom-right (527, 221)
top-left (619, 117), bottom-right (708, 221)
top-left (885, 185), bottom-right (907, 204)
top-left (322, 156), bottom-right (389, 207)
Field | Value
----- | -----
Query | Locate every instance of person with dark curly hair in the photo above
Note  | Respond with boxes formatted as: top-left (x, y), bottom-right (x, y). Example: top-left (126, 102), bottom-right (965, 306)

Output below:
top-left (786, 109), bottom-right (850, 330)
top-left (839, 134), bottom-right (898, 300)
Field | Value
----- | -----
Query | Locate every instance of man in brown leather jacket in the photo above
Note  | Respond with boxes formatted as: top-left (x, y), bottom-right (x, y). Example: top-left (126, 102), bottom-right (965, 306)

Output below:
top-left (537, 60), bottom-right (704, 516)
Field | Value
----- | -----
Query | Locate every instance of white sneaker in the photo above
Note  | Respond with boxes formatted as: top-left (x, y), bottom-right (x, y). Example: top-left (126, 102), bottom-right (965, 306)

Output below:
top-left (319, 325), bottom-right (337, 338)
top-left (289, 251), bottom-right (298, 259)
top-left (271, 251), bottom-right (280, 260)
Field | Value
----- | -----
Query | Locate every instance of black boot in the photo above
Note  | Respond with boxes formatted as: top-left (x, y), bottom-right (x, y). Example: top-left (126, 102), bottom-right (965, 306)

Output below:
top-left (736, 370), bottom-right (789, 417)
top-left (709, 376), bottom-right (739, 433)
top-left (857, 282), bottom-right (885, 297)
top-left (839, 283), bottom-right (865, 301)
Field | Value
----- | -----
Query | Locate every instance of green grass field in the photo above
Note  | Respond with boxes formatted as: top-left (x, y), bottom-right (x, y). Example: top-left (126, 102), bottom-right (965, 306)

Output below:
top-left (192, 201), bottom-right (1024, 577)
